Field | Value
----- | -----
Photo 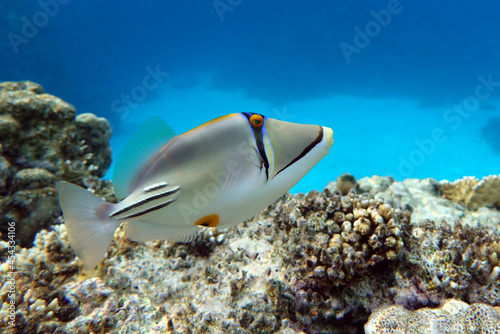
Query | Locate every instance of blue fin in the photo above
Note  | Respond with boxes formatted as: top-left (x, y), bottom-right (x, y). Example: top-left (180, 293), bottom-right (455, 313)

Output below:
top-left (113, 116), bottom-right (176, 199)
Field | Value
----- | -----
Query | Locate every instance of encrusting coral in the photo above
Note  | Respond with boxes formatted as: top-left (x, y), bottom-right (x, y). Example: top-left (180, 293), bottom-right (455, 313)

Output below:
top-left (0, 81), bottom-right (115, 247)
top-left (365, 299), bottom-right (500, 334)
top-left (404, 219), bottom-right (500, 300)
top-left (352, 175), bottom-right (500, 228)
top-left (440, 175), bottom-right (500, 210)
top-left (468, 175), bottom-right (500, 211)
top-left (439, 176), bottom-right (479, 207)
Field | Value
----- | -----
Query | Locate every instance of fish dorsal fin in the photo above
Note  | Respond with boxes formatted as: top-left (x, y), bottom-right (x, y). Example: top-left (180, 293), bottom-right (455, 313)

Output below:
top-left (113, 116), bottom-right (176, 199)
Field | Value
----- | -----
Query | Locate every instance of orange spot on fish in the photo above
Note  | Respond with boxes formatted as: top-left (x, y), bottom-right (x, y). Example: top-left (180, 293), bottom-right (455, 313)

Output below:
top-left (249, 114), bottom-right (264, 127)
top-left (195, 214), bottom-right (219, 227)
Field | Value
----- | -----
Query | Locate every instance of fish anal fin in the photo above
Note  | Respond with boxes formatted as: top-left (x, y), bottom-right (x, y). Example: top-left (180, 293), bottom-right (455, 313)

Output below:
top-left (124, 220), bottom-right (198, 243)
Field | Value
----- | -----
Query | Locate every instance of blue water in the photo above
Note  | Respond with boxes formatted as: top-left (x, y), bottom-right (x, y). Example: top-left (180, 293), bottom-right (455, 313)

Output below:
top-left (2, 0), bottom-right (500, 193)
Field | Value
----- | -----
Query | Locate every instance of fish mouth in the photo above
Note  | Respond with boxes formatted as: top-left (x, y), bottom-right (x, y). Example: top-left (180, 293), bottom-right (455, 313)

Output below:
top-left (323, 126), bottom-right (334, 147)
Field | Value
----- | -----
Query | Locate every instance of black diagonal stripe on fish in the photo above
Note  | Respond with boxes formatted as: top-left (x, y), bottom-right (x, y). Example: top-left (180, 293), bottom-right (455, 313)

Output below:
top-left (241, 112), bottom-right (270, 180)
top-left (110, 186), bottom-right (180, 218)
top-left (118, 200), bottom-right (176, 219)
top-left (273, 126), bottom-right (324, 179)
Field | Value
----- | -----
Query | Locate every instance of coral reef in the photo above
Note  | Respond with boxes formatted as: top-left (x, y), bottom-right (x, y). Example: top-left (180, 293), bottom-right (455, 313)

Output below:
top-left (0, 226), bottom-right (81, 333)
top-left (335, 173), bottom-right (357, 195)
top-left (365, 299), bottom-right (500, 334)
top-left (401, 219), bottom-right (500, 307)
top-left (2, 177), bottom-right (499, 333)
top-left (265, 189), bottom-right (408, 329)
top-left (275, 189), bottom-right (407, 284)
top-left (467, 175), bottom-right (500, 211)
top-left (440, 175), bottom-right (500, 210)
top-left (0, 81), bottom-right (114, 247)
top-left (439, 176), bottom-right (479, 207)
top-left (350, 176), bottom-right (500, 227)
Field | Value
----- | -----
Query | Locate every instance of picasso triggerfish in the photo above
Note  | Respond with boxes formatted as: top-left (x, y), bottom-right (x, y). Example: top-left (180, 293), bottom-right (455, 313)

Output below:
top-left (57, 113), bottom-right (333, 269)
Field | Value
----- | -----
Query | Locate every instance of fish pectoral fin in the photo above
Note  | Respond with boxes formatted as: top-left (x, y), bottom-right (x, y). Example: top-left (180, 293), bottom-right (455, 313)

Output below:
top-left (218, 162), bottom-right (263, 203)
top-left (124, 221), bottom-right (198, 243)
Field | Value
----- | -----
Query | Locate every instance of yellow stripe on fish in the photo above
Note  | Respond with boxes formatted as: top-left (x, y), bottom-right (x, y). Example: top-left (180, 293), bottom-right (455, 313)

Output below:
top-left (57, 112), bottom-right (334, 270)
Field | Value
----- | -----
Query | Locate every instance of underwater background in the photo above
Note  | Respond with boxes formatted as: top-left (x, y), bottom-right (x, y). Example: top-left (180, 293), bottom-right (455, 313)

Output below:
top-left (2, 1), bottom-right (500, 333)
top-left (2, 0), bottom-right (500, 193)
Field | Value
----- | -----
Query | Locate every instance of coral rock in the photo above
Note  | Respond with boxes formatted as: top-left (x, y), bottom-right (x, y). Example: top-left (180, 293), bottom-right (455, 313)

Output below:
top-left (440, 175), bottom-right (500, 210)
top-left (0, 81), bottom-right (113, 246)
top-left (365, 299), bottom-right (500, 334)
top-left (335, 173), bottom-right (357, 195)
top-left (356, 176), bottom-right (500, 227)
top-left (468, 175), bottom-right (500, 210)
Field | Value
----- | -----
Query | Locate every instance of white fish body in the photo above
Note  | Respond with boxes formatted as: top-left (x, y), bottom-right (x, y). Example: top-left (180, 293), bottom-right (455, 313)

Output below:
top-left (58, 113), bottom-right (333, 269)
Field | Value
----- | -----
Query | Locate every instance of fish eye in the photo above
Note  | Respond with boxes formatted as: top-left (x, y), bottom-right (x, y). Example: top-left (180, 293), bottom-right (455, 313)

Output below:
top-left (250, 114), bottom-right (264, 127)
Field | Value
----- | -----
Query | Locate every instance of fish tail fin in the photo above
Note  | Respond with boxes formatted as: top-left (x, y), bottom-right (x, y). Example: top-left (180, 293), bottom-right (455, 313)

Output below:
top-left (57, 181), bottom-right (121, 270)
